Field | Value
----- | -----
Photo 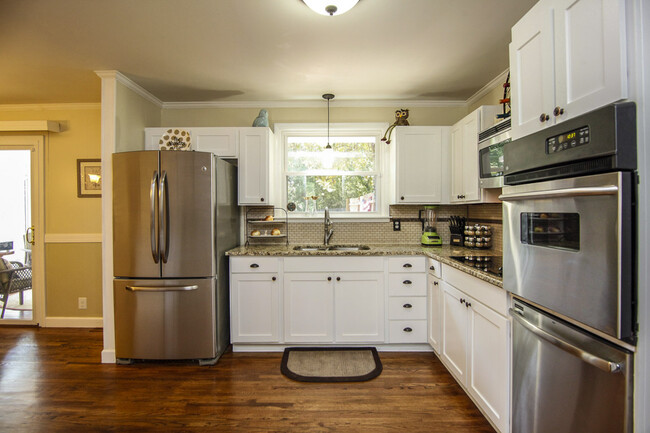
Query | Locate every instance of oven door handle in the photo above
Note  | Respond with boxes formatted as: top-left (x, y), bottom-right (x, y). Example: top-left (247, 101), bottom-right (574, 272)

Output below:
top-left (510, 309), bottom-right (623, 373)
top-left (499, 185), bottom-right (618, 201)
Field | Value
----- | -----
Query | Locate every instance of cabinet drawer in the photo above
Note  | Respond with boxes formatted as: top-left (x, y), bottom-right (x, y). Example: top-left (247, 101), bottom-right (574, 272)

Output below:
top-left (427, 258), bottom-right (441, 278)
top-left (230, 257), bottom-right (279, 273)
top-left (389, 320), bottom-right (427, 343)
top-left (388, 273), bottom-right (426, 296)
top-left (388, 256), bottom-right (425, 273)
top-left (388, 297), bottom-right (426, 320)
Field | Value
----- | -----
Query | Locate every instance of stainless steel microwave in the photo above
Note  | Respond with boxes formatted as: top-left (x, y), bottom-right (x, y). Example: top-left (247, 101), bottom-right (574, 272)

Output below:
top-left (478, 118), bottom-right (511, 188)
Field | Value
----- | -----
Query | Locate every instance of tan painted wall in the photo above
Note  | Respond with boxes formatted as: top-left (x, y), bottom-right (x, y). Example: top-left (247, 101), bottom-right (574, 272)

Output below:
top-left (115, 82), bottom-right (162, 152)
top-left (0, 105), bottom-right (103, 318)
top-left (162, 106), bottom-right (467, 128)
top-left (46, 243), bottom-right (103, 317)
top-left (468, 84), bottom-right (507, 114)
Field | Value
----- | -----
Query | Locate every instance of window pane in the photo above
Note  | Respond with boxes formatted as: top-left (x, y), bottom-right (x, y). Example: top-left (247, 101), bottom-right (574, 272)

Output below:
top-left (520, 212), bottom-right (580, 251)
top-left (287, 175), bottom-right (376, 213)
top-left (287, 137), bottom-right (376, 172)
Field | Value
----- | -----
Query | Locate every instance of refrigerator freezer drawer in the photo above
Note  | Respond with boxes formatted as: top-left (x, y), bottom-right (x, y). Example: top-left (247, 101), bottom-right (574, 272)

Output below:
top-left (114, 278), bottom-right (216, 360)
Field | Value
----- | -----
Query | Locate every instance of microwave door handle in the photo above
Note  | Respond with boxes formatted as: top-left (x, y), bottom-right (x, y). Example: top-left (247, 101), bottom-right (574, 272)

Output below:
top-left (499, 185), bottom-right (619, 201)
top-left (150, 171), bottom-right (160, 264)
top-left (510, 309), bottom-right (623, 373)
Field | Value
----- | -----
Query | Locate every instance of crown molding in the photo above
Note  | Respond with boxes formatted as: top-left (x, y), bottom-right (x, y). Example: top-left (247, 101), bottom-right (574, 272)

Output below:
top-left (0, 103), bottom-right (100, 111)
top-left (465, 69), bottom-right (509, 108)
top-left (161, 98), bottom-right (467, 110)
top-left (95, 70), bottom-right (163, 108)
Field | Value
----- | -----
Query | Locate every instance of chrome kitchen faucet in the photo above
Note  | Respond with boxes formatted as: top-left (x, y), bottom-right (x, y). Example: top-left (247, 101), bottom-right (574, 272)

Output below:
top-left (324, 208), bottom-right (333, 246)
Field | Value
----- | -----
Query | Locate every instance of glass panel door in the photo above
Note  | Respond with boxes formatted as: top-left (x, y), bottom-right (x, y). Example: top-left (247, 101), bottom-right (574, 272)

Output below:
top-left (0, 148), bottom-right (34, 321)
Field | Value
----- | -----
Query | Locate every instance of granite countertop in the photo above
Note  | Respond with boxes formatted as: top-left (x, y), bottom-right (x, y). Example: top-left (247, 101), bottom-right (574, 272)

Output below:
top-left (226, 244), bottom-right (503, 288)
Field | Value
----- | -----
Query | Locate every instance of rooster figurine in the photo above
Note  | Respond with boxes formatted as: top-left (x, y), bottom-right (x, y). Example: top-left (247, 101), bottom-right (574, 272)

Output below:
top-left (381, 109), bottom-right (409, 144)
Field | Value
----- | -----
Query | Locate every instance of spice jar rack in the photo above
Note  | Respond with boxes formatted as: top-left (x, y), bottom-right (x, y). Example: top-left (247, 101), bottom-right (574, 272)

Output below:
top-left (464, 224), bottom-right (492, 249)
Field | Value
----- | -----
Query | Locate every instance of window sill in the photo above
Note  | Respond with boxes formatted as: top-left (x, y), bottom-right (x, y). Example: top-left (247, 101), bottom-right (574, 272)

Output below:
top-left (288, 216), bottom-right (390, 223)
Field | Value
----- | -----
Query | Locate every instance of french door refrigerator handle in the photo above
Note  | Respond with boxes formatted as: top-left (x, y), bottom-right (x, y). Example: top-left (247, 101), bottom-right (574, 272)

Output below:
top-left (150, 171), bottom-right (160, 264)
top-left (159, 171), bottom-right (170, 263)
top-left (499, 185), bottom-right (619, 201)
top-left (510, 308), bottom-right (623, 373)
top-left (126, 285), bottom-right (199, 292)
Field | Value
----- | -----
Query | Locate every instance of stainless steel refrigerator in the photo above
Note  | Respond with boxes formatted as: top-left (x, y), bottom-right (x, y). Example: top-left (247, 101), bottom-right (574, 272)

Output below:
top-left (112, 150), bottom-right (239, 364)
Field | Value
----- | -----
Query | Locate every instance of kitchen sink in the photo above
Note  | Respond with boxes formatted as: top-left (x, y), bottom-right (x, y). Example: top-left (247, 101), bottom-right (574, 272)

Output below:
top-left (293, 245), bottom-right (370, 252)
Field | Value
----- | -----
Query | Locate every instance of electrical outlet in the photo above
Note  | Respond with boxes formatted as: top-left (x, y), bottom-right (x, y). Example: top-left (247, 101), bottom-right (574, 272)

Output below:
top-left (78, 297), bottom-right (87, 310)
top-left (393, 219), bottom-right (401, 231)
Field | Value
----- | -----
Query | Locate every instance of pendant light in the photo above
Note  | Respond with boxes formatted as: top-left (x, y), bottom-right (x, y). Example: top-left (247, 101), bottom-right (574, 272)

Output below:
top-left (303, 0), bottom-right (359, 16)
top-left (323, 93), bottom-right (334, 149)
top-left (322, 93), bottom-right (335, 168)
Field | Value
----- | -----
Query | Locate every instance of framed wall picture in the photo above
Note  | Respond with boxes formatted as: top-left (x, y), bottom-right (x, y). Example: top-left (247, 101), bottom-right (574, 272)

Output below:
top-left (77, 159), bottom-right (102, 198)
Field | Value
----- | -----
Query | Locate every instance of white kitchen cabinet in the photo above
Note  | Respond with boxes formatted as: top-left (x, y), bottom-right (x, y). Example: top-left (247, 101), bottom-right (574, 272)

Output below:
top-left (229, 257), bottom-right (281, 343)
top-left (427, 258), bottom-right (442, 354)
top-left (439, 265), bottom-right (509, 433)
top-left (334, 272), bottom-right (385, 342)
top-left (450, 107), bottom-right (500, 203)
top-left (441, 281), bottom-right (469, 382)
top-left (230, 272), bottom-right (280, 343)
top-left (388, 256), bottom-right (427, 343)
top-left (284, 272), bottom-right (334, 343)
top-left (144, 127), bottom-right (238, 157)
top-left (509, 0), bottom-right (627, 139)
top-left (394, 126), bottom-right (450, 204)
top-left (238, 127), bottom-right (276, 205)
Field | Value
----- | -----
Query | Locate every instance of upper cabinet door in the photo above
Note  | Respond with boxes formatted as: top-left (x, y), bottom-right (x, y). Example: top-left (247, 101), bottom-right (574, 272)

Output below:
top-left (238, 128), bottom-right (272, 205)
top-left (510, 0), bottom-right (556, 140)
top-left (553, 0), bottom-right (627, 120)
top-left (510, 0), bottom-right (627, 140)
top-left (394, 127), bottom-right (448, 204)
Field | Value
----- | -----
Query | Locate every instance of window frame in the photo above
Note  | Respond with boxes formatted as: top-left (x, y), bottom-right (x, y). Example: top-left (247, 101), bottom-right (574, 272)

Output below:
top-left (274, 123), bottom-right (391, 221)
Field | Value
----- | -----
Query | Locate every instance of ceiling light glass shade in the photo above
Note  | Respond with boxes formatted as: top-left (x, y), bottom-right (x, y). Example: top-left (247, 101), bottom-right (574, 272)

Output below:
top-left (303, 0), bottom-right (359, 16)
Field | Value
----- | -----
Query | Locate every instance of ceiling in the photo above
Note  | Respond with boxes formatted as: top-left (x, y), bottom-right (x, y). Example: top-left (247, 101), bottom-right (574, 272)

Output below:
top-left (0, 0), bottom-right (537, 105)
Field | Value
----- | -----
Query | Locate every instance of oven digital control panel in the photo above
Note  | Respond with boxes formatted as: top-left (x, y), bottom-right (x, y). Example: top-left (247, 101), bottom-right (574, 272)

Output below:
top-left (546, 126), bottom-right (590, 154)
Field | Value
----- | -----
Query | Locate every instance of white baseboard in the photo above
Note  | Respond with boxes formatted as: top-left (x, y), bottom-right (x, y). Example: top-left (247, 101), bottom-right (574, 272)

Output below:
top-left (43, 316), bottom-right (103, 328)
top-left (101, 349), bottom-right (116, 364)
top-left (232, 343), bottom-right (434, 353)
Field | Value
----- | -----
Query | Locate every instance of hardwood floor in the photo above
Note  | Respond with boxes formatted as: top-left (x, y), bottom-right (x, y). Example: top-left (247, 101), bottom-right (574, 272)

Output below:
top-left (0, 327), bottom-right (495, 433)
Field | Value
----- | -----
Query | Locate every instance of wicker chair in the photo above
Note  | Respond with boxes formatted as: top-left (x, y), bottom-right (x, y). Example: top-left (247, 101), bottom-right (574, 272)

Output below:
top-left (0, 261), bottom-right (32, 318)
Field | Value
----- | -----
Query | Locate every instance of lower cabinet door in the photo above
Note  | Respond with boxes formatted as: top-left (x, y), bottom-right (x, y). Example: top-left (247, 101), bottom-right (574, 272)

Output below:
top-left (230, 273), bottom-right (280, 343)
top-left (284, 273), bottom-right (334, 343)
top-left (468, 298), bottom-right (509, 433)
top-left (441, 282), bottom-right (469, 385)
top-left (335, 272), bottom-right (385, 342)
top-left (427, 275), bottom-right (442, 354)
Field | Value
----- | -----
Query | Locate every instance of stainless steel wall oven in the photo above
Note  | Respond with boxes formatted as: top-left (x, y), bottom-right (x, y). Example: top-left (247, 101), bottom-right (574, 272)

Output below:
top-left (501, 102), bottom-right (637, 433)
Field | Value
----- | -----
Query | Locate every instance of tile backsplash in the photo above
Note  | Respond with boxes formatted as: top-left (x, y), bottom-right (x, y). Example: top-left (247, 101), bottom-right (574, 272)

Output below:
top-left (244, 203), bottom-right (503, 253)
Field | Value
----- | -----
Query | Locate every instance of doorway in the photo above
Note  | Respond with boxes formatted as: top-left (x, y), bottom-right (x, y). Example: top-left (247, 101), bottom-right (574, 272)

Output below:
top-left (0, 136), bottom-right (44, 324)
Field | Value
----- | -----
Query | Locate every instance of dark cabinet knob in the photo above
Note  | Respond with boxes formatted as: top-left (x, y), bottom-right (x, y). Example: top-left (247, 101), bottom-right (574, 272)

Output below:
top-left (403, 303), bottom-right (412, 309)
top-left (403, 263), bottom-right (412, 268)
top-left (336, 277), bottom-right (341, 281)
top-left (429, 266), bottom-right (435, 271)
top-left (553, 106), bottom-right (565, 116)
top-left (260, 197), bottom-right (265, 202)
top-left (466, 302), bottom-right (472, 308)
top-left (433, 281), bottom-right (439, 286)
top-left (250, 263), bottom-right (259, 268)
top-left (403, 280), bottom-right (412, 285)
top-left (271, 276), bottom-right (276, 281)
top-left (403, 327), bottom-right (413, 333)
top-left (327, 277), bottom-right (332, 281)
top-left (539, 113), bottom-right (550, 122)
top-left (460, 298), bottom-right (465, 304)
top-left (400, 196), bottom-right (405, 200)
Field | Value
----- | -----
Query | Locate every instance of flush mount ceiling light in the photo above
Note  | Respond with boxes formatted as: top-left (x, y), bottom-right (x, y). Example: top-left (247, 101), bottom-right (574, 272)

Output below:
top-left (303, 0), bottom-right (359, 16)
